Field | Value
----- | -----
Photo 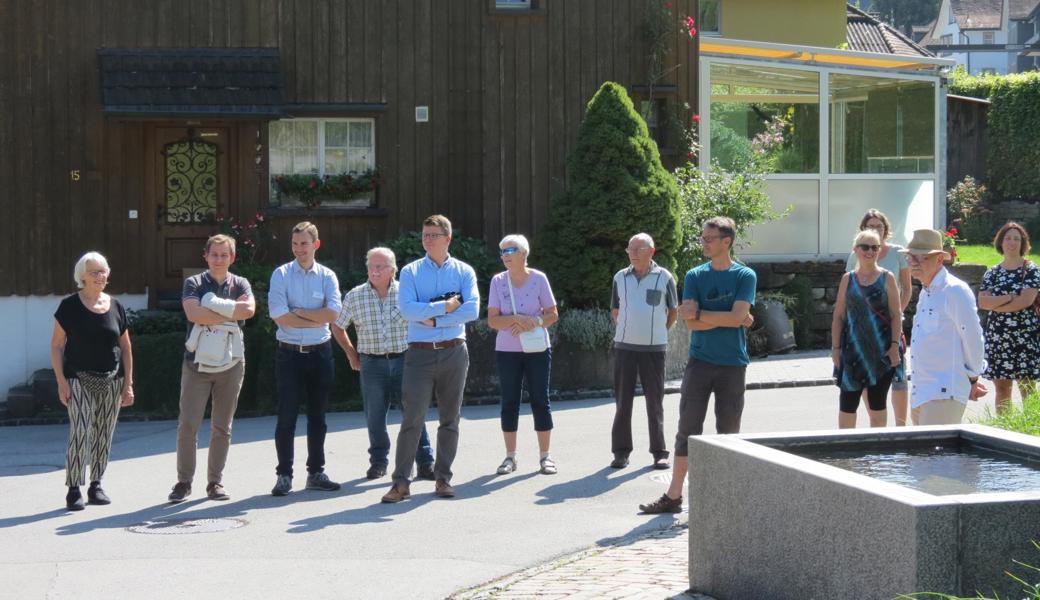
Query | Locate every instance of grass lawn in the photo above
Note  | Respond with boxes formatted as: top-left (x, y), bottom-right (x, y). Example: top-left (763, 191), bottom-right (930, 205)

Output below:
top-left (954, 244), bottom-right (1040, 266)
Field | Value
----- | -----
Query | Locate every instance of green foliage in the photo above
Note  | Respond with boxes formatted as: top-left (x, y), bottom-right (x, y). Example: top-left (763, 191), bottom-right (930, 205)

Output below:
top-left (539, 81), bottom-right (683, 308)
top-left (554, 308), bottom-right (616, 351)
top-left (950, 69), bottom-right (1040, 199)
top-left (272, 169), bottom-right (381, 208)
top-left (866, 0), bottom-right (939, 35)
top-left (1027, 215), bottom-right (1040, 247)
top-left (946, 175), bottom-right (988, 224)
top-left (127, 310), bottom-right (187, 335)
top-left (780, 275), bottom-right (814, 349)
top-left (980, 391), bottom-right (1040, 437)
top-left (901, 541), bottom-right (1040, 599)
top-left (128, 332), bottom-right (186, 414)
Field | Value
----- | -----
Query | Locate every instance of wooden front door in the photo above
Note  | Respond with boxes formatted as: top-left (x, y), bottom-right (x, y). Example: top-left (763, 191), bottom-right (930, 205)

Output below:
top-left (151, 126), bottom-right (232, 305)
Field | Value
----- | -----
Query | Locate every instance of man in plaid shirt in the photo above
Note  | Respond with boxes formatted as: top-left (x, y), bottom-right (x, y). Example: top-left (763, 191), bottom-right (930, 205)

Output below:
top-left (332, 247), bottom-right (435, 481)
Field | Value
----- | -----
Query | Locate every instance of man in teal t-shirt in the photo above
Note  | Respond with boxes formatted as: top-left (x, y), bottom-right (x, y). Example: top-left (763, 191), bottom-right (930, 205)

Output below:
top-left (639, 216), bottom-right (756, 515)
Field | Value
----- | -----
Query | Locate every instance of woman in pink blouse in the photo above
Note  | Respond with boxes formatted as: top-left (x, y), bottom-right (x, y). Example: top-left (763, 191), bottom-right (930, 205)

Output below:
top-left (486, 234), bottom-right (560, 475)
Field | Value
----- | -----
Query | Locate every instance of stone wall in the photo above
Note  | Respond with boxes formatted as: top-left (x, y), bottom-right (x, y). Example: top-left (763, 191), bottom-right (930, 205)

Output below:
top-left (748, 260), bottom-right (988, 350)
top-left (991, 199), bottom-right (1039, 226)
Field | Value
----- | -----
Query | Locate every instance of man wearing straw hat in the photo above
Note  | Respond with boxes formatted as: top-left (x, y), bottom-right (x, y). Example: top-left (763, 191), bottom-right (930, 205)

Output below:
top-left (900, 229), bottom-right (988, 425)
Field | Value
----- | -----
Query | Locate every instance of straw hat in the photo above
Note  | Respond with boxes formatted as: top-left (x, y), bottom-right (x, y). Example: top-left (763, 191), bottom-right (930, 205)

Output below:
top-left (899, 229), bottom-right (950, 258)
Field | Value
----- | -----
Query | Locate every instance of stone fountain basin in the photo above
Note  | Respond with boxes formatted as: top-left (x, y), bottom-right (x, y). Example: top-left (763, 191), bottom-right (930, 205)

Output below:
top-left (687, 425), bottom-right (1040, 600)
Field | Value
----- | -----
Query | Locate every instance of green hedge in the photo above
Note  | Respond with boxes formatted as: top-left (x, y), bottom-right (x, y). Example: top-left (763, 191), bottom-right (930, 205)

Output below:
top-left (949, 68), bottom-right (1040, 199)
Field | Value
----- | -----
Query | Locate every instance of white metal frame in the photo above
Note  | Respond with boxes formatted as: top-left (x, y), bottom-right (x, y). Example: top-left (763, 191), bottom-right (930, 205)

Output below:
top-left (698, 54), bottom-right (945, 261)
top-left (268, 117), bottom-right (377, 178)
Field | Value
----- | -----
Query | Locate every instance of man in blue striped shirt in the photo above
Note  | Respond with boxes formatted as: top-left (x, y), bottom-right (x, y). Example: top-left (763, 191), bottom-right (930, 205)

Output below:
top-left (268, 222), bottom-right (343, 497)
top-left (382, 215), bottom-right (480, 503)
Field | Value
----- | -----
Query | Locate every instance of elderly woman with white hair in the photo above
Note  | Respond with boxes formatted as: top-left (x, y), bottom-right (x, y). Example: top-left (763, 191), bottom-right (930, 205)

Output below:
top-left (50, 251), bottom-right (134, 511)
top-left (486, 234), bottom-right (560, 475)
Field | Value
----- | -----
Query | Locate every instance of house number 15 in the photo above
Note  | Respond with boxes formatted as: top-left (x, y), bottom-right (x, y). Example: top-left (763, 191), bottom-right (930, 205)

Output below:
top-left (70, 170), bottom-right (81, 181)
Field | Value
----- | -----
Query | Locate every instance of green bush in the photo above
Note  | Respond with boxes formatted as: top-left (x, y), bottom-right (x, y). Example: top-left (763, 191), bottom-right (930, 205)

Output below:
top-left (960, 209), bottom-right (996, 245)
top-left (127, 310), bottom-right (187, 335)
top-left (129, 332), bottom-right (186, 415)
top-left (950, 69), bottom-right (1040, 199)
top-left (780, 275), bottom-right (814, 349)
top-left (553, 308), bottom-right (615, 351)
top-left (538, 81), bottom-right (682, 308)
top-left (1027, 215), bottom-right (1040, 247)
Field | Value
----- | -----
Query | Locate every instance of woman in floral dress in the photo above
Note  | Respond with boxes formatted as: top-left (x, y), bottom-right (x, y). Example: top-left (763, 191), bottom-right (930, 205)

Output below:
top-left (978, 222), bottom-right (1039, 413)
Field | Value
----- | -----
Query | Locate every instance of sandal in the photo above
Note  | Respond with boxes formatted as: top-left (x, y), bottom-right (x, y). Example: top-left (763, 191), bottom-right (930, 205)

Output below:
top-left (496, 457), bottom-right (517, 475)
top-left (539, 456), bottom-right (558, 475)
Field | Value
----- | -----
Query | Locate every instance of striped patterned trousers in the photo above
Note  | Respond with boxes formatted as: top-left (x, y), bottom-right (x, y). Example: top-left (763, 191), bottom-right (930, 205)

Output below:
top-left (65, 375), bottom-right (123, 487)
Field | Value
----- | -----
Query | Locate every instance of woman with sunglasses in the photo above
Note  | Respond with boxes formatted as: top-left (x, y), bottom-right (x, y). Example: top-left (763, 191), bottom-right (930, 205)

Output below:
top-left (486, 234), bottom-right (560, 475)
top-left (832, 229), bottom-right (903, 428)
top-left (846, 209), bottom-right (912, 424)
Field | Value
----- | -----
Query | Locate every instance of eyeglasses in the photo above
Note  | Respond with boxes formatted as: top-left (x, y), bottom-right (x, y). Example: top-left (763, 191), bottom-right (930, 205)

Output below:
top-left (500, 246), bottom-right (522, 257)
top-left (87, 270), bottom-right (109, 278)
top-left (421, 232), bottom-right (448, 240)
top-left (856, 244), bottom-right (881, 252)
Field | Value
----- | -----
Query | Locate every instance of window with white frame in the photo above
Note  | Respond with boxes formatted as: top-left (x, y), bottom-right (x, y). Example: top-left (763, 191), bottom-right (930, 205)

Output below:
top-left (699, 0), bottom-right (720, 35)
top-left (268, 118), bottom-right (376, 208)
top-left (982, 31), bottom-right (995, 45)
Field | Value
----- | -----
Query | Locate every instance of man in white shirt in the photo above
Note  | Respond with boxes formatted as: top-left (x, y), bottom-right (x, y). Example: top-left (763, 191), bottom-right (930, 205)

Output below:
top-left (901, 229), bottom-right (988, 425)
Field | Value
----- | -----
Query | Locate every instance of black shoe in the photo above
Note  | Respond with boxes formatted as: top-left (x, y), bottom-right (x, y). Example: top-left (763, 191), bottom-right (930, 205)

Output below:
top-left (168, 481), bottom-right (191, 503)
top-left (639, 493), bottom-right (683, 514)
top-left (366, 465), bottom-right (387, 480)
top-left (305, 472), bottom-right (341, 491)
top-left (652, 457), bottom-right (671, 470)
top-left (87, 481), bottom-right (111, 505)
top-left (610, 455), bottom-right (630, 469)
top-left (416, 463), bottom-right (436, 481)
top-left (66, 486), bottom-right (85, 511)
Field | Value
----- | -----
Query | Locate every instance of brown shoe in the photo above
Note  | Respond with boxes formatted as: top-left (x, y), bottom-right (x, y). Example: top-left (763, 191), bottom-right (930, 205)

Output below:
top-left (434, 479), bottom-right (455, 498)
top-left (206, 482), bottom-right (230, 501)
top-left (381, 483), bottom-right (411, 504)
top-left (639, 493), bottom-right (683, 514)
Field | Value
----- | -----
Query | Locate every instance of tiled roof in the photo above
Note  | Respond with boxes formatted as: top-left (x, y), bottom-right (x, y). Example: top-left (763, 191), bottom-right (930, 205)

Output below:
top-left (1010, 0), bottom-right (1040, 19)
top-left (98, 48), bottom-right (284, 117)
top-left (846, 5), bottom-right (936, 57)
top-left (951, 0), bottom-right (1003, 30)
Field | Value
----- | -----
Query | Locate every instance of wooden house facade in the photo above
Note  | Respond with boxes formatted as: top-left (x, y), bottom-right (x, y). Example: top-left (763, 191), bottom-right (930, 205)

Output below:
top-left (0, 0), bottom-right (700, 301)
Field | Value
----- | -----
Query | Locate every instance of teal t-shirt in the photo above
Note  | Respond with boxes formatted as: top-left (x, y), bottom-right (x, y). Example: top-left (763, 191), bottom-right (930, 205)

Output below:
top-left (683, 262), bottom-right (757, 366)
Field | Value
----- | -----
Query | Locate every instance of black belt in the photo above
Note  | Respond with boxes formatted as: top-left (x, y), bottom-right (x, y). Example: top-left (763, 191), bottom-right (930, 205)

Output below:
top-left (278, 340), bottom-right (331, 353)
top-left (361, 352), bottom-right (404, 359)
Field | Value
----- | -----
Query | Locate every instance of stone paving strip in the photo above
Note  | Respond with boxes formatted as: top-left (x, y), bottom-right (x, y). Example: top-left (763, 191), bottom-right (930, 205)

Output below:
top-left (452, 520), bottom-right (717, 600)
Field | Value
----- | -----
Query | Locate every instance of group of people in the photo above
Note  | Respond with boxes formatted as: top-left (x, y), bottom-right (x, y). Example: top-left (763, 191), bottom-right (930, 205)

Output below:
top-left (831, 209), bottom-right (1038, 431)
top-left (50, 209), bottom-right (1036, 514)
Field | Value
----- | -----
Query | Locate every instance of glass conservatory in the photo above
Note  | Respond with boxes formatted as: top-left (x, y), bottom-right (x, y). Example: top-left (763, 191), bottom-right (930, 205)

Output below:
top-left (698, 38), bottom-right (955, 259)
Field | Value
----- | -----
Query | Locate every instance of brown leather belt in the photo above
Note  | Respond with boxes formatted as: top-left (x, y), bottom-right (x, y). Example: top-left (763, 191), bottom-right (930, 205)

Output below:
top-left (278, 340), bottom-right (331, 353)
top-left (408, 339), bottom-right (465, 350)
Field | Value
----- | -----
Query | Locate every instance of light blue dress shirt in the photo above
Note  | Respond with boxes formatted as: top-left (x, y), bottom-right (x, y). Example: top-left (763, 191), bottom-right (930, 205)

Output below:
top-left (268, 260), bottom-right (342, 345)
top-left (398, 255), bottom-right (480, 343)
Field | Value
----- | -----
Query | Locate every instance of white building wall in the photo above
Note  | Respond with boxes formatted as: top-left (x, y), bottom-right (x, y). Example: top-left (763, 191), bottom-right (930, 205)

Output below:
top-left (0, 293), bottom-right (148, 397)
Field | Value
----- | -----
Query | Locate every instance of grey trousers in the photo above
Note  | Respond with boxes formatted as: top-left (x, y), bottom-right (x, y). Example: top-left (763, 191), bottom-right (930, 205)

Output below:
top-left (392, 343), bottom-right (469, 485)
top-left (176, 360), bottom-right (245, 485)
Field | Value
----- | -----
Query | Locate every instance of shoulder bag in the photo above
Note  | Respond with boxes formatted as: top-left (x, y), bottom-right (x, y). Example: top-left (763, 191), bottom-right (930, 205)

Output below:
top-left (507, 275), bottom-right (548, 353)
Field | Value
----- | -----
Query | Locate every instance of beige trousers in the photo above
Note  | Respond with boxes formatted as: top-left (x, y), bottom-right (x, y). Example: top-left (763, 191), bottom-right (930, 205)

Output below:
top-left (910, 398), bottom-right (966, 426)
top-left (176, 360), bottom-right (245, 484)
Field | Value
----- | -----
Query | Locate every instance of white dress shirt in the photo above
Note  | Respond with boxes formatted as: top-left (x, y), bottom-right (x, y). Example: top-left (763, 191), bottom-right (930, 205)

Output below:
top-left (909, 268), bottom-right (986, 408)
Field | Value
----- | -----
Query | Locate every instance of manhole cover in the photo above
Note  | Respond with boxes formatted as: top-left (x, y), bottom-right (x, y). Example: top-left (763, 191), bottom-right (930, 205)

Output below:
top-left (126, 518), bottom-right (247, 535)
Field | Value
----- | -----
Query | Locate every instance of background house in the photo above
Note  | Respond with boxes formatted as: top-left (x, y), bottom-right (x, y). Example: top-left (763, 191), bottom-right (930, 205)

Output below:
top-left (922, 0), bottom-right (1040, 73)
top-left (696, 2), bottom-right (952, 260)
top-left (0, 0), bottom-right (700, 396)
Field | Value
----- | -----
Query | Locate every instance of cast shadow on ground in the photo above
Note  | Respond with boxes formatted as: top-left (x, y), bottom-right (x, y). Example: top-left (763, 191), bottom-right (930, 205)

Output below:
top-left (534, 466), bottom-right (648, 506)
top-left (596, 519), bottom-right (687, 548)
top-left (286, 471), bottom-right (539, 533)
top-left (50, 476), bottom-right (381, 536)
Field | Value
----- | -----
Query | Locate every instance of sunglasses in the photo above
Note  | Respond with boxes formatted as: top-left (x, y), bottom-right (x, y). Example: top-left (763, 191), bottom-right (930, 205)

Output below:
top-left (856, 244), bottom-right (881, 252)
top-left (499, 246), bottom-right (521, 256)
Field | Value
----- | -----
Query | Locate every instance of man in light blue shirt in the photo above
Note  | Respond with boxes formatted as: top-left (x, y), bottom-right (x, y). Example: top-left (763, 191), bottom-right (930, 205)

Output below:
top-left (382, 214), bottom-right (480, 503)
top-left (268, 221), bottom-right (343, 497)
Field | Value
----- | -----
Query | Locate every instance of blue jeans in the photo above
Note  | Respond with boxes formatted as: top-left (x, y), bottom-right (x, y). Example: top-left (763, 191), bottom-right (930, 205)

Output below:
top-left (359, 353), bottom-right (433, 468)
top-left (496, 349), bottom-right (553, 432)
top-left (274, 343), bottom-right (334, 477)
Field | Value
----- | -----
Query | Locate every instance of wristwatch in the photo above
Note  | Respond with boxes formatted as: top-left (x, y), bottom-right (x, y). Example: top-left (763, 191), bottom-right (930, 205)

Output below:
top-left (968, 376), bottom-right (979, 384)
top-left (536, 316), bottom-right (544, 327)
top-left (695, 308), bottom-right (702, 321)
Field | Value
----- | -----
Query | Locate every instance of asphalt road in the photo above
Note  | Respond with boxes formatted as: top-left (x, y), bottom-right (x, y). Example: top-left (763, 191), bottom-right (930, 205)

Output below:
top-left (0, 386), bottom-right (1010, 600)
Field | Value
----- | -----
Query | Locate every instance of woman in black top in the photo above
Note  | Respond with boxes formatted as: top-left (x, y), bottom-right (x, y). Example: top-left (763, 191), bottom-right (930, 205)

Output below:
top-left (49, 252), bottom-right (134, 511)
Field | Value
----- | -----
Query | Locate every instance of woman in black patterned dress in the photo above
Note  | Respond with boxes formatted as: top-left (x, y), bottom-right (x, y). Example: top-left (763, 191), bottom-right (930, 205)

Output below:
top-left (978, 222), bottom-right (1039, 413)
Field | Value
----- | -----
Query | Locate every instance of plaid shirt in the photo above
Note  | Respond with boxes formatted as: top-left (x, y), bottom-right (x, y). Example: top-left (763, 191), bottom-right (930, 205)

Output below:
top-left (335, 279), bottom-right (409, 355)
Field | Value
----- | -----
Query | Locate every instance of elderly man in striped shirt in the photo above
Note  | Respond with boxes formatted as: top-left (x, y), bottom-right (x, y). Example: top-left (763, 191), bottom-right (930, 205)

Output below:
top-left (332, 247), bottom-right (435, 481)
